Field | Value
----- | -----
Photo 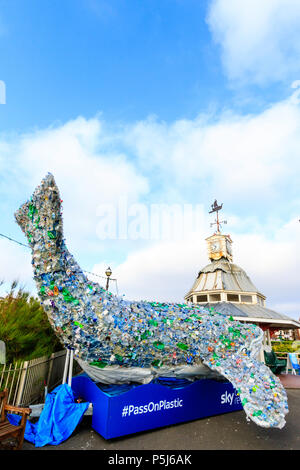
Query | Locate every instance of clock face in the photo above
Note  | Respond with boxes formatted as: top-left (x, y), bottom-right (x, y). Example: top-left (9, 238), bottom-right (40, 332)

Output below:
top-left (211, 241), bottom-right (220, 252)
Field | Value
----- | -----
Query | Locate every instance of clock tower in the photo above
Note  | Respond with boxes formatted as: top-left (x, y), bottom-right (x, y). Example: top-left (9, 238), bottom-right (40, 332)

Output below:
top-left (206, 199), bottom-right (233, 262)
top-left (206, 232), bottom-right (233, 262)
top-left (184, 198), bottom-right (300, 340)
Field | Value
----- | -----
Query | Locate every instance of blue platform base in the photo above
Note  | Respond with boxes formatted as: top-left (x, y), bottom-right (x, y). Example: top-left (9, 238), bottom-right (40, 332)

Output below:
top-left (71, 374), bottom-right (243, 439)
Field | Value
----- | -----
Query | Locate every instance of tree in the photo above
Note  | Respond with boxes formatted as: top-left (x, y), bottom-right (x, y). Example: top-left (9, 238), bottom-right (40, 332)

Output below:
top-left (0, 281), bottom-right (61, 363)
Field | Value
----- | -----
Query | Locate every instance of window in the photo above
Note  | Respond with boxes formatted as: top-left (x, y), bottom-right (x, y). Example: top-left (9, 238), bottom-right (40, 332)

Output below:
top-left (209, 293), bottom-right (221, 302)
top-left (240, 295), bottom-right (252, 303)
top-left (196, 295), bottom-right (208, 303)
top-left (227, 294), bottom-right (239, 302)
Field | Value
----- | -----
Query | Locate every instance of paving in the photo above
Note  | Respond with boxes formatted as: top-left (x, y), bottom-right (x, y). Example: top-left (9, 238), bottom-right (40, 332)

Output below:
top-left (278, 373), bottom-right (300, 389)
top-left (20, 388), bottom-right (300, 451)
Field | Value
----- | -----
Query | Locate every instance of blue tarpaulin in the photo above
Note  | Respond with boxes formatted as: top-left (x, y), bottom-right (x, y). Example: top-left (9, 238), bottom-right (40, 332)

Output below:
top-left (7, 384), bottom-right (89, 447)
top-left (96, 376), bottom-right (194, 396)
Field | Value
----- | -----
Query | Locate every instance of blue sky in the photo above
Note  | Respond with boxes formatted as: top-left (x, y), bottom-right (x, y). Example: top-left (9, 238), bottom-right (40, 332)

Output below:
top-left (0, 0), bottom-right (300, 320)
top-left (1, 0), bottom-right (221, 127)
top-left (0, 0), bottom-right (291, 129)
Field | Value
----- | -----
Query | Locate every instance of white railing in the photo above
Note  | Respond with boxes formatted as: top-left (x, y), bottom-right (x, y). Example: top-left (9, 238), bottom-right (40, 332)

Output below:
top-left (0, 350), bottom-right (80, 406)
top-left (0, 360), bottom-right (25, 406)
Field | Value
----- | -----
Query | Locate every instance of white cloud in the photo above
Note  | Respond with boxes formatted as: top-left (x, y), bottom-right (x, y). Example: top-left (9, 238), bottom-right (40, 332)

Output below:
top-left (4, 117), bottom-right (149, 253)
top-left (232, 219), bottom-right (300, 319)
top-left (0, 238), bottom-right (34, 294)
top-left (92, 233), bottom-right (206, 302)
top-left (92, 215), bottom-right (300, 321)
top-left (124, 87), bottom-right (300, 206)
top-left (0, 116), bottom-right (149, 291)
top-left (207, 0), bottom-right (300, 85)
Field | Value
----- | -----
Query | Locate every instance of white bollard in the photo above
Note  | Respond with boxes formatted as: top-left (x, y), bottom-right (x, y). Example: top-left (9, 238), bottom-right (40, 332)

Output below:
top-left (62, 349), bottom-right (70, 384)
top-left (68, 349), bottom-right (74, 387)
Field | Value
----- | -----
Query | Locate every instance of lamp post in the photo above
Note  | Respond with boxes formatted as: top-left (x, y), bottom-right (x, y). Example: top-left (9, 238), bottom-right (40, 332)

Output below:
top-left (105, 266), bottom-right (112, 291)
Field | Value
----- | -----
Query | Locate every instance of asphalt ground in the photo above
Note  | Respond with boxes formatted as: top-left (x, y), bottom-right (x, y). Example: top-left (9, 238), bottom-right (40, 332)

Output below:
top-left (18, 389), bottom-right (300, 451)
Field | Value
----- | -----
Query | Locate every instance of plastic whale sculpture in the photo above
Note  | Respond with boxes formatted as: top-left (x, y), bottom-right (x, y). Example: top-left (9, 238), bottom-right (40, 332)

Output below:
top-left (15, 173), bottom-right (288, 429)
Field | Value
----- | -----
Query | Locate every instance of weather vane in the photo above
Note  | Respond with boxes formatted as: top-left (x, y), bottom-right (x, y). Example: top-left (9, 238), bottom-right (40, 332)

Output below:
top-left (209, 200), bottom-right (227, 233)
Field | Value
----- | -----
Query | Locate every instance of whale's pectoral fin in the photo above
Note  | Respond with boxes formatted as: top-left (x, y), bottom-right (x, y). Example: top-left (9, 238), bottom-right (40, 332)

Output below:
top-left (15, 173), bottom-right (63, 245)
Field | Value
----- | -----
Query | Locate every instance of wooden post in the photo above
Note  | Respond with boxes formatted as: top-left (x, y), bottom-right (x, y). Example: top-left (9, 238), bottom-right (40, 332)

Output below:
top-left (62, 349), bottom-right (70, 385)
top-left (267, 329), bottom-right (271, 347)
top-left (68, 349), bottom-right (74, 387)
top-left (0, 363), bottom-right (6, 390)
top-left (3, 363), bottom-right (12, 389)
top-left (12, 361), bottom-right (23, 406)
top-left (46, 353), bottom-right (55, 389)
top-left (16, 361), bottom-right (29, 406)
top-left (259, 346), bottom-right (265, 363)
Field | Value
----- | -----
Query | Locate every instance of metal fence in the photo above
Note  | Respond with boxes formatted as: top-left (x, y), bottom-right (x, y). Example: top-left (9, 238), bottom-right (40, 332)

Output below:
top-left (0, 350), bottom-right (81, 406)
top-left (0, 360), bottom-right (25, 406)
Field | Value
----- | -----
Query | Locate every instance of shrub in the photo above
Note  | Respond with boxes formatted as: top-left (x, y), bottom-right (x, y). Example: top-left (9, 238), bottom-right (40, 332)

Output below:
top-left (271, 341), bottom-right (296, 353)
top-left (0, 281), bottom-right (61, 363)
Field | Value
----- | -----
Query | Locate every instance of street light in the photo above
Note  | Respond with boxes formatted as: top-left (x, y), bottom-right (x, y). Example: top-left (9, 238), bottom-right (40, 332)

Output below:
top-left (105, 266), bottom-right (112, 291)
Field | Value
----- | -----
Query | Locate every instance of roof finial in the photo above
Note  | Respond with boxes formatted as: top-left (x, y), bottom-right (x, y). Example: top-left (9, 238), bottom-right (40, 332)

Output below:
top-left (209, 200), bottom-right (227, 233)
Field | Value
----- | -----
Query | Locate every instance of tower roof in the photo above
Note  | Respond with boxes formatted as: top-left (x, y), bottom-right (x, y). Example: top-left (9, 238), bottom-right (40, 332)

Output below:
top-left (184, 200), bottom-right (300, 329)
top-left (187, 258), bottom-right (262, 296)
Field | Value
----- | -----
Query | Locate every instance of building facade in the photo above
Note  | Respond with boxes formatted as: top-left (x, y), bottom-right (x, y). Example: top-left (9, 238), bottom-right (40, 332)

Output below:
top-left (184, 230), bottom-right (300, 339)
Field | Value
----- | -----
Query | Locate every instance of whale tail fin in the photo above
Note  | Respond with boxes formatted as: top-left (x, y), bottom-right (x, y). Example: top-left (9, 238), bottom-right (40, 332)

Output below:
top-left (15, 173), bottom-right (63, 245)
